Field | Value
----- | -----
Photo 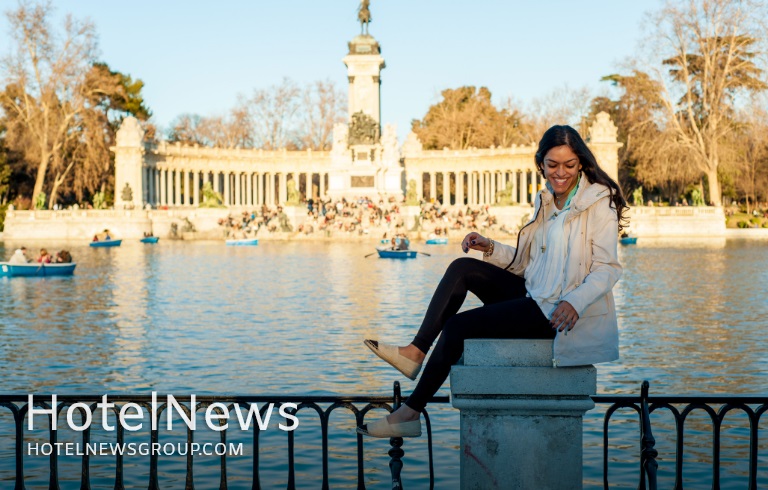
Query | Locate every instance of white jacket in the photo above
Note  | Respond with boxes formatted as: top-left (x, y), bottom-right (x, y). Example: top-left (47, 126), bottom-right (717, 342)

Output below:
top-left (484, 179), bottom-right (622, 367)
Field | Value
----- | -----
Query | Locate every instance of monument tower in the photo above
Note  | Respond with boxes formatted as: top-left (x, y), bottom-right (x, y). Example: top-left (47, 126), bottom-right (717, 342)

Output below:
top-left (327, 0), bottom-right (403, 200)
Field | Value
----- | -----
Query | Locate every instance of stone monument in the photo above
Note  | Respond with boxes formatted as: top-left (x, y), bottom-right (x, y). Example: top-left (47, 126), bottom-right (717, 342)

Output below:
top-left (113, 116), bottom-right (145, 209)
top-left (327, 0), bottom-right (403, 200)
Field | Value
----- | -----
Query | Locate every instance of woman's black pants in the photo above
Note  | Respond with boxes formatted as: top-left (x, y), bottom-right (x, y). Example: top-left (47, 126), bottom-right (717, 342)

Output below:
top-left (405, 257), bottom-right (554, 412)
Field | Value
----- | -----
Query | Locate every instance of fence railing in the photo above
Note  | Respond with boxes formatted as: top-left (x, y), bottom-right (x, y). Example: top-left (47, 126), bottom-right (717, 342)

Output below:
top-left (0, 382), bottom-right (448, 490)
top-left (593, 381), bottom-right (768, 490)
top-left (3, 381), bottom-right (768, 489)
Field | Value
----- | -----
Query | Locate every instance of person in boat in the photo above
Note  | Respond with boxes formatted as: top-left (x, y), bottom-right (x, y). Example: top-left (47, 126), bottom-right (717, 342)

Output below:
top-left (358, 125), bottom-right (629, 438)
top-left (36, 248), bottom-right (52, 264)
top-left (103, 229), bottom-right (111, 240)
top-left (8, 247), bottom-right (30, 264)
top-left (54, 250), bottom-right (72, 263)
top-left (396, 234), bottom-right (409, 250)
top-left (92, 234), bottom-right (99, 242)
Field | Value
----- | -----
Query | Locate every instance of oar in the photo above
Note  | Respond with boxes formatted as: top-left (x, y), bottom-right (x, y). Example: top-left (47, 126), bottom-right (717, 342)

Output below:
top-left (364, 252), bottom-right (378, 258)
top-left (417, 251), bottom-right (431, 257)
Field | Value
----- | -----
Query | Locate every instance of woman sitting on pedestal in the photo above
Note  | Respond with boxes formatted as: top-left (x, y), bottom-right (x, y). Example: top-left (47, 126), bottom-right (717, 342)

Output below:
top-left (358, 124), bottom-right (628, 438)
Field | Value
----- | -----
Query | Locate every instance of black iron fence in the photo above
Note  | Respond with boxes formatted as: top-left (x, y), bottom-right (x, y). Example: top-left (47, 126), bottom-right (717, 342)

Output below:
top-left (0, 381), bottom-right (447, 490)
top-left (594, 380), bottom-right (768, 490)
top-left (2, 381), bottom-right (768, 489)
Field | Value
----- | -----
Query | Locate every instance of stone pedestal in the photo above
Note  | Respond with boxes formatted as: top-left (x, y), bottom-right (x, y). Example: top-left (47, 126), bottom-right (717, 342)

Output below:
top-left (450, 339), bottom-right (596, 490)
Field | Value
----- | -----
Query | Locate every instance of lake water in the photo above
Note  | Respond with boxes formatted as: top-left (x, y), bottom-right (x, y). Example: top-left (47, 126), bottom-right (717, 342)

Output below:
top-left (1, 237), bottom-right (767, 489)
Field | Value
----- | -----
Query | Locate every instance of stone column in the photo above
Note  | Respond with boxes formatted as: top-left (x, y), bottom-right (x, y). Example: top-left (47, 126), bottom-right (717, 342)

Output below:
top-left (319, 172), bottom-right (325, 199)
top-left (235, 172), bottom-right (242, 207)
top-left (182, 170), bottom-right (189, 206)
top-left (193, 171), bottom-right (200, 206)
top-left (305, 172), bottom-right (312, 200)
top-left (490, 171), bottom-right (496, 204)
top-left (172, 170), bottom-right (180, 206)
top-left (416, 173), bottom-right (424, 202)
top-left (268, 173), bottom-right (276, 206)
top-left (442, 172), bottom-right (450, 206)
top-left (152, 168), bottom-right (158, 206)
top-left (451, 339), bottom-right (596, 490)
top-left (500, 171), bottom-right (506, 196)
top-left (479, 172), bottom-right (486, 205)
top-left (279, 172), bottom-right (287, 205)
top-left (468, 172), bottom-right (474, 205)
top-left (429, 172), bottom-right (437, 202)
top-left (456, 172), bottom-right (464, 206)
top-left (245, 173), bottom-right (252, 207)
top-left (520, 172), bottom-right (528, 205)
top-left (511, 171), bottom-right (518, 204)
top-left (223, 172), bottom-right (230, 206)
top-left (256, 173), bottom-right (262, 205)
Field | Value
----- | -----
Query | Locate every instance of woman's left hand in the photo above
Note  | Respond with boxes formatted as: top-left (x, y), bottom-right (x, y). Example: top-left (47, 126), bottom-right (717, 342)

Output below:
top-left (551, 301), bottom-right (579, 332)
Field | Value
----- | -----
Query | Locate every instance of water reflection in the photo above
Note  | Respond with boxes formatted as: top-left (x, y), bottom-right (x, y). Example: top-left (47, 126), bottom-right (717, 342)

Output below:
top-left (0, 238), bottom-right (767, 488)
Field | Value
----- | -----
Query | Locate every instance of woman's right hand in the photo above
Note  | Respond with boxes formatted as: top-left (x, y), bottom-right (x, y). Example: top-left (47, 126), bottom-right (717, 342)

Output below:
top-left (461, 232), bottom-right (491, 254)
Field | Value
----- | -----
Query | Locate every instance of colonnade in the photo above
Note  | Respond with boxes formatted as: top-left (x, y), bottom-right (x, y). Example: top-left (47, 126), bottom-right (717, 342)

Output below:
top-left (412, 169), bottom-right (544, 206)
top-left (143, 168), bottom-right (330, 208)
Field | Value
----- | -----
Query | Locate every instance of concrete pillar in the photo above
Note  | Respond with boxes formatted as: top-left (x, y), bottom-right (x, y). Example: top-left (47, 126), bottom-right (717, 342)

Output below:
top-left (429, 172), bottom-right (437, 202)
top-left (451, 339), bottom-right (596, 490)
top-left (305, 172), bottom-right (312, 200)
top-left (319, 172), bottom-right (325, 199)
top-left (442, 171), bottom-right (450, 206)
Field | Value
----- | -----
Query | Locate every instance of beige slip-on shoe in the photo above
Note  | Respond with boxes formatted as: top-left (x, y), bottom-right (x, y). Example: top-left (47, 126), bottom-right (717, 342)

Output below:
top-left (363, 339), bottom-right (422, 380)
top-left (357, 416), bottom-right (422, 438)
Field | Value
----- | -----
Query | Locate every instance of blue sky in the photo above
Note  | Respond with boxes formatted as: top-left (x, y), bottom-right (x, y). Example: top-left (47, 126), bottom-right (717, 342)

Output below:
top-left (1, 1), bottom-right (663, 140)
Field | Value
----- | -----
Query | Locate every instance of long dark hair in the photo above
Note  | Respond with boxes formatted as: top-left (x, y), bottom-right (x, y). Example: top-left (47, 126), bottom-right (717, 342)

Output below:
top-left (534, 125), bottom-right (629, 233)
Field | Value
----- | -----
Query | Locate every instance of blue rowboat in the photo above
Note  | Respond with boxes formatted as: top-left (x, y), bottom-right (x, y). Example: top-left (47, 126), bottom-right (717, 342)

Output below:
top-left (140, 236), bottom-right (159, 244)
top-left (620, 237), bottom-right (638, 245)
top-left (376, 248), bottom-right (417, 259)
top-left (0, 262), bottom-right (77, 277)
top-left (90, 239), bottom-right (122, 248)
top-left (226, 238), bottom-right (258, 246)
top-left (426, 237), bottom-right (448, 245)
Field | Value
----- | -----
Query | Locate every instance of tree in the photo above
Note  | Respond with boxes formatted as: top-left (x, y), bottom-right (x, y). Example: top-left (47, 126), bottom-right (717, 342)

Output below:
top-left (651, 0), bottom-right (767, 206)
top-left (1, 1), bottom-right (97, 207)
top-left (529, 85), bottom-right (593, 139)
top-left (68, 62), bottom-right (152, 204)
top-left (297, 79), bottom-right (345, 150)
top-left (249, 77), bottom-right (300, 150)
top-left (412, 86), bottom-right (530, 150)
top-left (595, 71), bottom-right (700, 201)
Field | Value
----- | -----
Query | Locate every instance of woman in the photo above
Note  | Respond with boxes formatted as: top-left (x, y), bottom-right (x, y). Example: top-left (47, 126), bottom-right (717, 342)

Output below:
top-left (37, 248), bottom-right (52, 264)
top-left (358, 125), bottom-right (628, 438)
